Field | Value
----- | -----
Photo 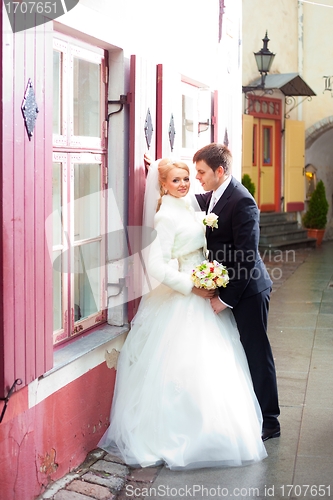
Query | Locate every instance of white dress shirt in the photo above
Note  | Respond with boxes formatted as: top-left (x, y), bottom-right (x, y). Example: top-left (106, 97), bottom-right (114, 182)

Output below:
top-left (210, 175), bottom-right (233, 308)
top-left (209, 175), bottom-right (232, 212)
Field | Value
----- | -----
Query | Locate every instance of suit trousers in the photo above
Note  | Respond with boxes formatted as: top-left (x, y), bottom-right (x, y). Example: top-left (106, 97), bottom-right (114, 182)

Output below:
top-left (232, 287), bottom-right (280, 429)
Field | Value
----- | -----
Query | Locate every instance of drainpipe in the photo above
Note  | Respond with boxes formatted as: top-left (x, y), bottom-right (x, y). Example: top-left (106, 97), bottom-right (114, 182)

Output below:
top-left (298, 0), bottom-right (304, 121)
top-left (296, 0), bottom-right (304, 225)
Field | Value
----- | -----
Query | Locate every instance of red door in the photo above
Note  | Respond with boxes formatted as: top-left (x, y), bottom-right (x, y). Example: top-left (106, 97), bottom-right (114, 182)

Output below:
top-left (248, 96), bottom-right (282, 212)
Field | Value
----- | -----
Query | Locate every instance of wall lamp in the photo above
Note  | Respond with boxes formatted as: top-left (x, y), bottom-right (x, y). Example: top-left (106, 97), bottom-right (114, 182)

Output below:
top-left (242, 31), bottom-right (276, 93)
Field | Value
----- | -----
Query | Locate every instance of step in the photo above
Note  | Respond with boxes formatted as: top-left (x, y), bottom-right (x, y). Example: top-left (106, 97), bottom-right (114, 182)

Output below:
top-left (260, 229), bottom-right (309, 244)
top-left (259, 237), bottom-right (317, 251)
top-left (260, 212), bottom-right (297, 224)
top-left (260, 220), bottom-right (299, 235)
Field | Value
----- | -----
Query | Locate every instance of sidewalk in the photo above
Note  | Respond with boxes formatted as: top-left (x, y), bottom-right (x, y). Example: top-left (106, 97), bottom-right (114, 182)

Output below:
top-left (39, 242), bottom-right (333, 500)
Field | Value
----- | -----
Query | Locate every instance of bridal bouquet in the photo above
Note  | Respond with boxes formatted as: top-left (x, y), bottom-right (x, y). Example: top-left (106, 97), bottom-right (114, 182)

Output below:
top-left (191, 260), bottom-right (229, 290)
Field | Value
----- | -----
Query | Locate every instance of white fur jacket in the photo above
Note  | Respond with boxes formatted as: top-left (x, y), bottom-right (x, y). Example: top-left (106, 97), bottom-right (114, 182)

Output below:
top-left (147, 194), bottom-right (206, 296)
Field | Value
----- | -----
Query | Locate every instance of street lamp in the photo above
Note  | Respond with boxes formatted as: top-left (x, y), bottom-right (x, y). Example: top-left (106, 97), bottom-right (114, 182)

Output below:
top-left (254, 31), bottom-right (276, 87)
top-left (243, 31), bottom-right (276, 92)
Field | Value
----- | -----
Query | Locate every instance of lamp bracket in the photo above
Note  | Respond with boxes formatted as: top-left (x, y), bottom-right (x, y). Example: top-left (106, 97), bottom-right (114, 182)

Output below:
top-left (242, 85), bottom-right (265, 94)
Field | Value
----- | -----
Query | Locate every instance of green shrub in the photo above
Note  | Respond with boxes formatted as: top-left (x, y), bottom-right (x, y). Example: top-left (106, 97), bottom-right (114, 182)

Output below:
top-left (302, 179), bottom-right (329, 229)
top-left (242, 174), bottom-right (256, 197)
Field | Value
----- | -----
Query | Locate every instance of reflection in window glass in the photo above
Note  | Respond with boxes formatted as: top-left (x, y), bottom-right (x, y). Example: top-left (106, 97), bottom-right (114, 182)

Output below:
top-left (53, 51), bottom-right (61, 135)
top-left (53, 250), bottom-right (62, 331)
top-left (74, 241), bottom-right (100, 321)
top-left (182, 94), bottom-right (194, 149)
top-left (74, 163), bottom-right (101, 242)
top-left (263, 127), bottom-right (271, 164)
top-left (73, 58), bottom-right (101, 137)
top-left (53, 162), bottom-right (63, 332)
top-left (53, 162), bottom-right (62, 246)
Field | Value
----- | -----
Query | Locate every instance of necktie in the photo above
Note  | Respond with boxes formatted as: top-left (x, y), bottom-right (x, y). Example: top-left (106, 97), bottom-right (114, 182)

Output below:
top-left (209, 194), bottom-right (217, 212)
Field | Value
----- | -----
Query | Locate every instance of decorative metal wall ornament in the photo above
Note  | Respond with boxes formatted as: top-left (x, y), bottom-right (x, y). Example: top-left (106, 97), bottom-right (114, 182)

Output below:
top-left (243, 88), bottom-right (273, 114)
top-left (144, 108), bottom-right (153, 149)
top-left (168, 114), bottom-right (176, 151)
top-left (21, 79), bottom-right (39, 141)
top-left (284, 95), bottom-right (312, 119)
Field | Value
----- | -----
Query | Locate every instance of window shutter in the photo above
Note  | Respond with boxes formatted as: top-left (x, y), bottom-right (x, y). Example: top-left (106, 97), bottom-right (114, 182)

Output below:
top-left (284, 120), bottom-right (305, 212)
top-left (127, 55), bottom-right (157, 321)
top-left (0, 18), bottom-right (53, 397)
top-left (156, 64), bottom-right (182, 158)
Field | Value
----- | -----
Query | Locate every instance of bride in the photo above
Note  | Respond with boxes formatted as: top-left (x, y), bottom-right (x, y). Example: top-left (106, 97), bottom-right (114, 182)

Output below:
top-left (98, 158), bottom-right (267, 469)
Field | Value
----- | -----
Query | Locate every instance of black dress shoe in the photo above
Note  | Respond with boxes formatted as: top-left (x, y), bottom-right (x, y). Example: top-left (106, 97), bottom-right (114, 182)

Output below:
top-left (262, 426), bottom-right (281, 441)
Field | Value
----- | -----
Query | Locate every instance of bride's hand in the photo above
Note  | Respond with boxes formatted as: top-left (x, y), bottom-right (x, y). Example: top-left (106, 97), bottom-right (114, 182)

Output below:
top-left (191, 287), bottom-right (215, 298)
top-left (144, 153), bottom-right (152, 171)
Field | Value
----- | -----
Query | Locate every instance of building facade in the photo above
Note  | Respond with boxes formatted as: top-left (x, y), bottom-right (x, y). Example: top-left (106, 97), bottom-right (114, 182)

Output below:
top-left (0, 1), bottom-right (242, 498)
top-left (242, 0), bottom-right (333, 240)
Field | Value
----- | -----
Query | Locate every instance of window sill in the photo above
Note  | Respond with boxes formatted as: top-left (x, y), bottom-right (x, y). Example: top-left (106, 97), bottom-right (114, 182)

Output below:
top-left (46, 324), bottom-right (129, 376)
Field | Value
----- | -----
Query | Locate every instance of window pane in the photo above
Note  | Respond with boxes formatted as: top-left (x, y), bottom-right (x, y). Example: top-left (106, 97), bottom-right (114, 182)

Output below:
top-left (74, 163), bottom-right (101, 241)
top-left (53, 250), bottom-right (62, 331)
top-left (263, 127), bottom-right (271, 164)
top-left (53, 51), bottom-right (61, 135)
top-left (73, 57), bottom-right (101, 137)
top-left (182, 94), bottom-right (194, 149)
top-left (74, 241), bottom-right (101, 320)
top-left (53, 162), bottom-right (62, 246)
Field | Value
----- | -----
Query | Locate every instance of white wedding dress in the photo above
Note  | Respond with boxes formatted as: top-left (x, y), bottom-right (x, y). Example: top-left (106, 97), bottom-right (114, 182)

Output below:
top-left (98, 194), bottom-right (267, 469)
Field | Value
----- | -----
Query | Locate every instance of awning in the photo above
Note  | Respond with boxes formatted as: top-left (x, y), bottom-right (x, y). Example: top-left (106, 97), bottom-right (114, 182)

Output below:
top-left (244, 73), bottom-right (316, 96)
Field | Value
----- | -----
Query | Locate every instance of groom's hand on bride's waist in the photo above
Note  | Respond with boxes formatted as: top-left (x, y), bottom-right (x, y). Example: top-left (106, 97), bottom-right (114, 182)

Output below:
top-left (210, 296), bottom-right (228, 314)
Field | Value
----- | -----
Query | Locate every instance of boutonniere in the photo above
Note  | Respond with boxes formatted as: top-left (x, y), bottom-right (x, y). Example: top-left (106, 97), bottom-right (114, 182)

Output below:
top-left (203, 213), bottom-right (218, 230)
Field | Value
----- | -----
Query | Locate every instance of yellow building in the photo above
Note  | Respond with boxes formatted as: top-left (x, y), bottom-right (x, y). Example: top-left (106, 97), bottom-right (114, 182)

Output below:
top-left (242, 0), bottom-right (333, 241)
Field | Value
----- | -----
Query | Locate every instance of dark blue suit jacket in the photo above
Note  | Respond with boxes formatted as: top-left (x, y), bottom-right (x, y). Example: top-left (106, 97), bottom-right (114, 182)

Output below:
top-left (196, 177), bottom-right (272, 308)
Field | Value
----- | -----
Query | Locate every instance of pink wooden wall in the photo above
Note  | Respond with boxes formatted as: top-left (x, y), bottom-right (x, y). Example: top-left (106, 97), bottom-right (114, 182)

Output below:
top-left (0, 362), bottom-right (116, 499)
top-left (0, 11), bottom-right (53, 397)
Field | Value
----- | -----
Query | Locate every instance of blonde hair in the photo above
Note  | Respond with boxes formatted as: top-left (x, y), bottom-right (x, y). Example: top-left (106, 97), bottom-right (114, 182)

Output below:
top-left (156, 158), bottom-right (190, 212)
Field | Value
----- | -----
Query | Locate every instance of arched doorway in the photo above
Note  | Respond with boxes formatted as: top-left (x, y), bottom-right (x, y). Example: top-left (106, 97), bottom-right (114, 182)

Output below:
top-left (305, 119), bottom-right (333, 240)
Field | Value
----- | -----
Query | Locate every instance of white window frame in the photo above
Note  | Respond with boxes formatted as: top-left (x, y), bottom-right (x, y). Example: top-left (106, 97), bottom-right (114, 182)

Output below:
top-left (181, 81), bottom-right (213, 162)
top-left (52, 35), bottom-right (107, 345)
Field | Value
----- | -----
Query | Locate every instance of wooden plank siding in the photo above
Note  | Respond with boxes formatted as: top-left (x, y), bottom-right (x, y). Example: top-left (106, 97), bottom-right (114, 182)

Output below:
top-left (0, 12), bottom-right (53, 397)
top-left (127, 55), bottom-right (156, 322)
top-left (156, 64), bottom-right (182, 159)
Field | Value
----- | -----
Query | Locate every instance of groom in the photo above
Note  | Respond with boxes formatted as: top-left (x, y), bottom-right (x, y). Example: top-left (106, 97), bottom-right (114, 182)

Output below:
top-left (193, 143), bottom-right (280, 441)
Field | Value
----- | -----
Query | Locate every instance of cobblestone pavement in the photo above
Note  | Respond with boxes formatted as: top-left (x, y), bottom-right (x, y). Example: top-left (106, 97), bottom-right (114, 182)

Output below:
top-left (38, 448), bottom-right (163, 500)
top-left (261, 246), bottom-right (314, 293)
top-left (38, 246), bottom-right (316, 500)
